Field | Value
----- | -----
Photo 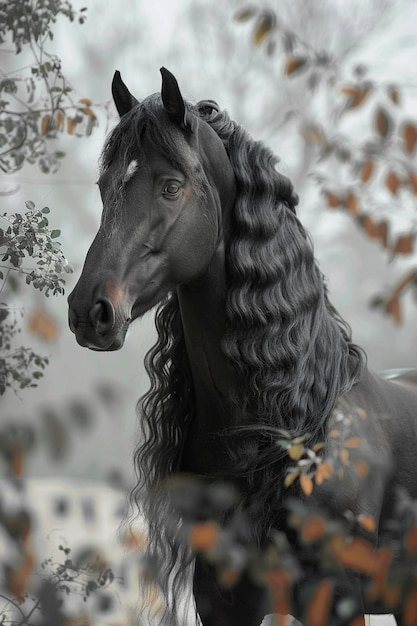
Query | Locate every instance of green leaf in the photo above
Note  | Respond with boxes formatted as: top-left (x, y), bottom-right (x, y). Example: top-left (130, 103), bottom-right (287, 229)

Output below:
top-left (25, 200), bottom-right (35, 211)
top-left (50, 229), bottom-right (61, 239)
top-left (41, 207), bottom-right (50, 214)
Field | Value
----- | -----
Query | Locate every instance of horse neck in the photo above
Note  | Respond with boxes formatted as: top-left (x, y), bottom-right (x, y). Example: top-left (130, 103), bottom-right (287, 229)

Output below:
top-left (176, 243), bottom-right (240, 475)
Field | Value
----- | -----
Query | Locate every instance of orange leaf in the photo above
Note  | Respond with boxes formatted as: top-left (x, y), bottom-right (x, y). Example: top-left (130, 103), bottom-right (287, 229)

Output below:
top-left (189, 522), bottom-right (218, 551)
top-left (28, 309), bottom-right (58, 341)
top-left (348, 617), bottom-right (366, 626)
top-left (307, 580), bottom-right (333, 626)
top-left (393, 234), bottom-right (414, 255)
top-left (284, 471), bottom-right (299, 488)
top-left (284, 55), bottom-right (309, 76)
top-left (360, 159), bottom-right (375, 184)
top-left (357, 408), bottom-right (367, 420)
top-left (402, 122), bottom-right (417, 154)
top-left (345, 191), bottom-right (360, 216)
top-left (329, 429), bottom-right (340, 438)
top-left (355, 460), bottom-right (368, 477)
top-left (340, 449), bottom-right (350, 465)
top-left (385, 170), bottom-right (402, 195)
top-left (344, 437), bottom-right (362, 448)
top-left (79, 97), bottom-right (92, 106)
top-left (404, 589), bottom-right (417, 626)
top-left (288, 444), bottom-right (305, 461)
top-left (315, 462), bottom-right (333, 485)
top-left (301, 516), bottom-right (326, 543)
top-left (406, 527), bottom-right (417, 556)
top-left (386, 297), bottom-right (402, 324)
top-left (357, 514), bottom-right (376, 533)
top-left (300, 473), bottom-right (313, 496)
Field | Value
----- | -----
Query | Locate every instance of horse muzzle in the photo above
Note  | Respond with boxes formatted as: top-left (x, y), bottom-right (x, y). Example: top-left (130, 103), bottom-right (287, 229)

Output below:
top-left (68, 291), bottom-right (130, 351)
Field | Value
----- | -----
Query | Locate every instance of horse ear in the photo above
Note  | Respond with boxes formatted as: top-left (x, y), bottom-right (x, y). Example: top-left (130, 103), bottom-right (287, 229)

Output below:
top-left (160, 67), bottom-right (191, 132)
top-left (111, 71), bottom-right (139, 118)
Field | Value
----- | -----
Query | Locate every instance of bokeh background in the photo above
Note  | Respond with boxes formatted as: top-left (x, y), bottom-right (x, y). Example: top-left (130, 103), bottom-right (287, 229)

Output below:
top-left (2, 0), bottom-right (417, 510)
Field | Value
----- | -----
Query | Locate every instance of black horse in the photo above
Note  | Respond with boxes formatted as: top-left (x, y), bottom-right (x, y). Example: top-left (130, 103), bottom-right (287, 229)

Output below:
top-left (68, 68), bottom-right (417, 626)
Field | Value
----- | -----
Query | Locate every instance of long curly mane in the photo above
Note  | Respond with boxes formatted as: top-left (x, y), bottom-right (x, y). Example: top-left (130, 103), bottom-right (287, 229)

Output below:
top-left (128, 99), bottom-right (365, 623)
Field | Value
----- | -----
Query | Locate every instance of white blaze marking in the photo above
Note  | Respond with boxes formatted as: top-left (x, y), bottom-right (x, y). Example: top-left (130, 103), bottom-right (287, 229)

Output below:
top-left (123, 159), bottom-right (138, 184)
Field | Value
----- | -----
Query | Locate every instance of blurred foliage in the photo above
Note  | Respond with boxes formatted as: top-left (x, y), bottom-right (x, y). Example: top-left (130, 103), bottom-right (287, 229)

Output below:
top-left (235, 6), bottom-right (417, 324)
top-left (0, 0), bottom-right (96, 175)
top-left (0, 4), bottom-right (122, 624)
top-left (165, 473), bottom-right (417, 625)
top-left (0, 496), bottom-right (117, 626)
top-left (0, 202), bottom-right (72, 394)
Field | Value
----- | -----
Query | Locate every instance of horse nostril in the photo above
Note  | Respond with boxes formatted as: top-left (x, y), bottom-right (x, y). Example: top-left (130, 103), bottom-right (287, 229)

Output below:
top-left (89, 298), bottom-right (116, 336)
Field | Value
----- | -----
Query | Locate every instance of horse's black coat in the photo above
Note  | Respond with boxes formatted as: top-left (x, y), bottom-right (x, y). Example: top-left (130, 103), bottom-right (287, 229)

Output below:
top-left (68, 68), bottom-right (417, 626)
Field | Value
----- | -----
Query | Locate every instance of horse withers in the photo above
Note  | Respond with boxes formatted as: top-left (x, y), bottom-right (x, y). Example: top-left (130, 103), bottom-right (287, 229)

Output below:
top-left (68, 68), bottom-right (417, 626)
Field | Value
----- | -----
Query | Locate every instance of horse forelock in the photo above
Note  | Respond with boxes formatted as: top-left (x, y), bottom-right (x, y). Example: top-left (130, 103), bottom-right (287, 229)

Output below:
top-left (98, 96), bottom-right (212, 231)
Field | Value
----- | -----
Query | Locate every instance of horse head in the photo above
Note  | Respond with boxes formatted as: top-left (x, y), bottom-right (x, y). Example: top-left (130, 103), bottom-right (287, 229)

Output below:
top-left (68, 68), bottom-right (236, 350)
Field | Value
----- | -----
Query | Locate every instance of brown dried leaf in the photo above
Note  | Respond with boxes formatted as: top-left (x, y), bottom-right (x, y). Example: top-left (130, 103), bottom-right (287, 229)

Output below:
top-left (360, 159), bottom-right (375, 184)
top-left (408, 172), bottom-right (417, 195)
top-left (67, 117), bottom-right (75, 135)
top-left (325, 192), bottom-right (341, 208)
top-left (339, 84), bottom-right (358, 99)
top-left (54, 110), bottom-right (65, 132)
top-left (307, 580), bottom-right (333, 626)
top-left (402, 122), bottom-right (417, 154)
top-left (284, 55), bottom-right (309, 76)
top-left (341, 84), bottom-right (371, 109)
top-left (386, 297), bottom-right (402, 324)
top-left (344, 437), bottom-right (362, 448)
top-left (189, 522), bottom-right (218, 551)
top-left (385, 170), bottom-right (402, 195)
top-left (404, 589), bottom-right (417, 626)
top-left (28, 309), bottom-right (58, 341)
top-left (40, 115), bottom-right (51, 136)
top-left (374, 107), bottom-right (392, 138)
top-left (345, 191), bottom-right (360, 216)
top-left (406, 527), bottom-right (417, 556)
top-left (252, 13), bottom-right (275, 46)
top-left (387, 85), bottom-right (400, 105)
top-left (393, 234), bottom-right (414, 255)
top-left (301, 516), bottom-right (327, 543)
top-left (234, 7), bottom-right (256, 22)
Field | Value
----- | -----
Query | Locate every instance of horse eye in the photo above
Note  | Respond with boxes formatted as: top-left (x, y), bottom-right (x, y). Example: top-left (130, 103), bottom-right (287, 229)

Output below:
top-left (163, 182), bottom-right (181, 197)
